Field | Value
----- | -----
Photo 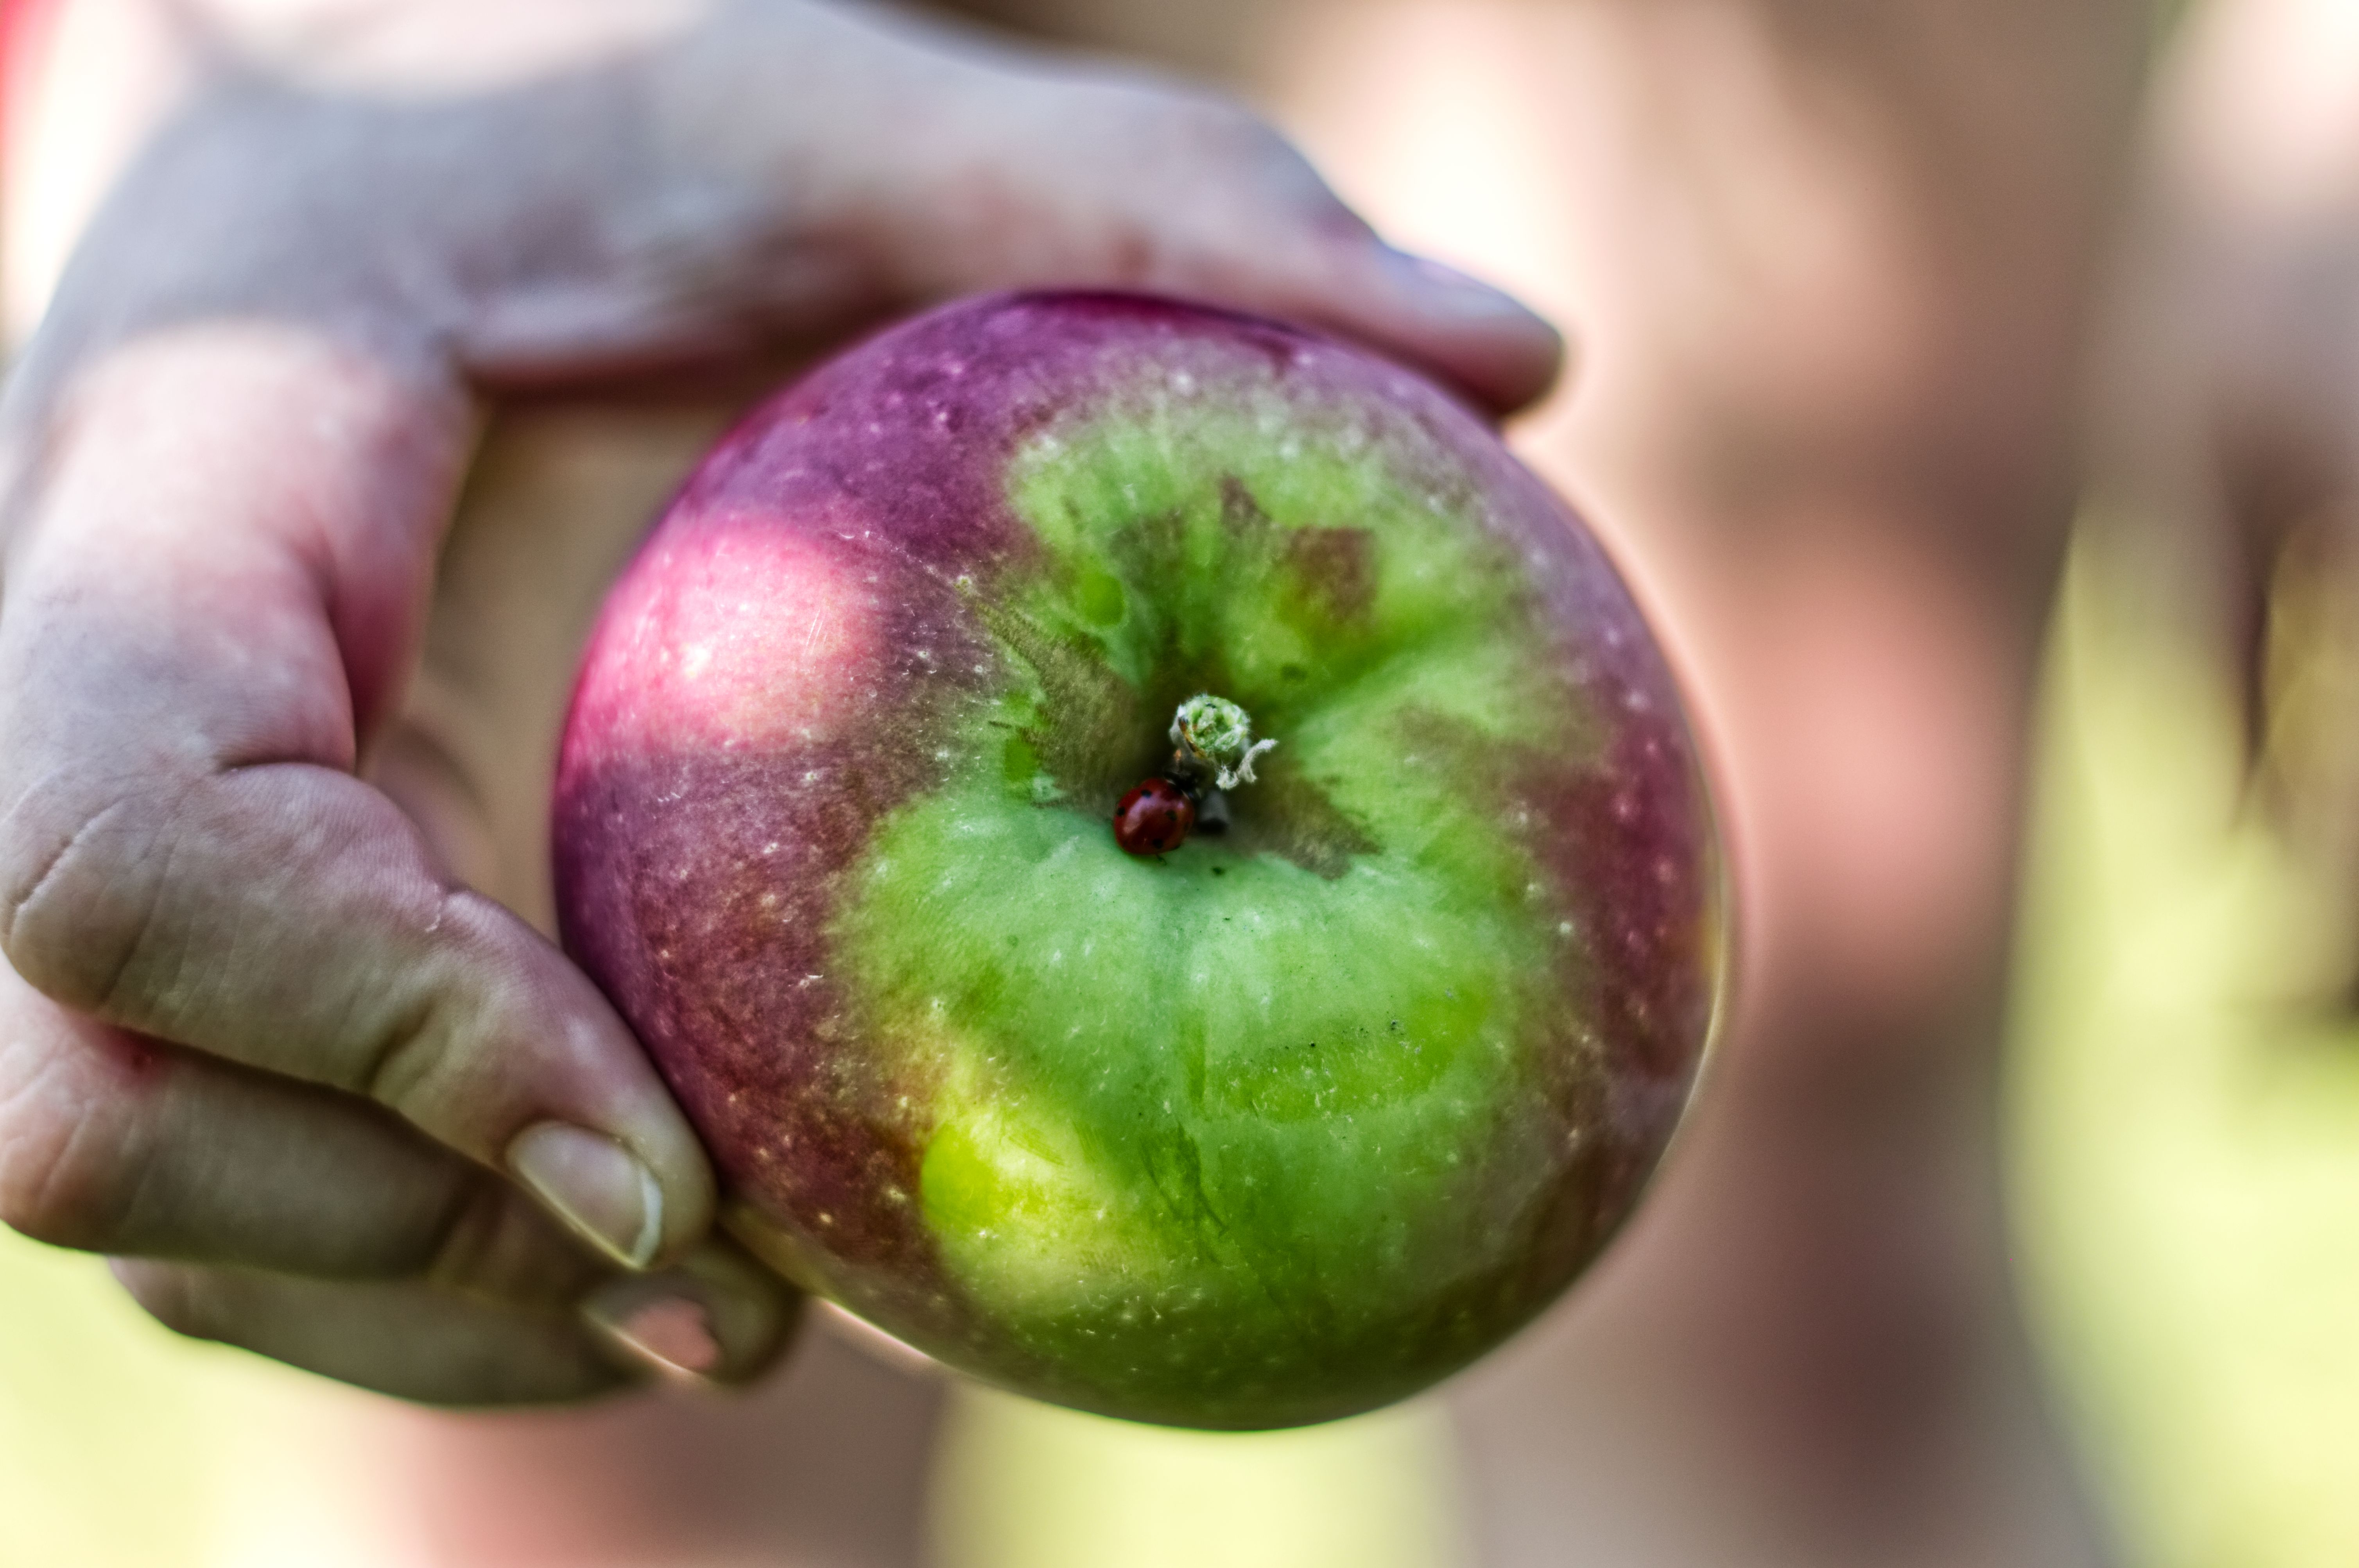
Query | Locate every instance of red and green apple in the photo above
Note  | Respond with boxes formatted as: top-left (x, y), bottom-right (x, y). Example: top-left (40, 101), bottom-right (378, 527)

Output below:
top-left (552, 292), bottom-right (1724, 1429)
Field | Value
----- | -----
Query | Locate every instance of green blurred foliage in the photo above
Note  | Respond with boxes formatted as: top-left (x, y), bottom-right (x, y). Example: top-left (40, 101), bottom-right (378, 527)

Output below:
top-left (931, 1388), bottom-right (1464, 1568)
top-left (2015, 538), bottom-right (2359, 1568)
top-left (0, 1234), bottom-right (240, 1564)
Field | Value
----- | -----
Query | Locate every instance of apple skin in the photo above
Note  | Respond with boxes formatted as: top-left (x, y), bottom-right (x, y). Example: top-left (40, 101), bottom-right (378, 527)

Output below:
top-left (553, 292), bottom-right (1724, 1429)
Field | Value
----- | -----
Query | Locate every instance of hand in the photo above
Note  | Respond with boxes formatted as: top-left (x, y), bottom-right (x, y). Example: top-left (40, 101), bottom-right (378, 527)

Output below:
top-left (0, 0), bottom-right (1561, 1404)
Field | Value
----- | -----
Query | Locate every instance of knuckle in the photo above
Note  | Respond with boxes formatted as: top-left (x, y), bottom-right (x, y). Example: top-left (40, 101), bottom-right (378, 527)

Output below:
top-left (0, 1028), bottom-right (156, 1250)
top-left (350, 889), bottom-right (500, 1113)
top-left (0, 784), bottom-right (172, 1018)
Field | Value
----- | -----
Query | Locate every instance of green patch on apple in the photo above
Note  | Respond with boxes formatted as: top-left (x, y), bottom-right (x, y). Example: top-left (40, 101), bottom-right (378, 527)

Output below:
top-left (828, 388), bottom-right (1594, 1412)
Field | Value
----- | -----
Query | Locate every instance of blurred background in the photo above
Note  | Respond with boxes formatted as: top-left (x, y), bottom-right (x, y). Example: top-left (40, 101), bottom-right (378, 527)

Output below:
top-left (11, 0), bottom-right (2359, 1564)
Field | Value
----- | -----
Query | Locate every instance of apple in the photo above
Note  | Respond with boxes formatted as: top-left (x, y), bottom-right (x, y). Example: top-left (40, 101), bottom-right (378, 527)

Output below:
top-left (552, 292), bottom-right (1724, 1429)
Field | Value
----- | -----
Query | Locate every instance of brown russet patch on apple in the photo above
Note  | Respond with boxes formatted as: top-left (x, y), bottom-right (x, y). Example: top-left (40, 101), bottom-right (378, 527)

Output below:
top-left (1278, 526), bottom-right (1378, 626)
top-left (973, 595), bottom-right (1155, 806)
top-left (1216, 472), bottom-right (1278, 548)
top-left (1211, 474), bottom-right (1377, 630)
top-left (1103, 501), bottom-right (1192, 595)
top-left (1216, 756), bottom-right (1377, 879)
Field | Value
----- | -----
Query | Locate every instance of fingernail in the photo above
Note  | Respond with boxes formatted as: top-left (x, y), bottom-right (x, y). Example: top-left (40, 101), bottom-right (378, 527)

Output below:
top-left (589, 1288), bottom-right (724, 1379)
top-left (509, 1122), bottom-right (665, 1270)
top-left (582, 1245), bottom-right (801, 1388)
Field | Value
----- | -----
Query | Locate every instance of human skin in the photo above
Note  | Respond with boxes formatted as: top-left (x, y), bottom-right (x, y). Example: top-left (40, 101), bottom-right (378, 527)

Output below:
top-left (0, 0), bottom-right (1560, 1408)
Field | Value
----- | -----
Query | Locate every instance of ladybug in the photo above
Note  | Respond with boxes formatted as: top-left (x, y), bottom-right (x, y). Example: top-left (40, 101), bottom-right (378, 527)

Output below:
top-left (1113, 777), bottom-right (1195, 856)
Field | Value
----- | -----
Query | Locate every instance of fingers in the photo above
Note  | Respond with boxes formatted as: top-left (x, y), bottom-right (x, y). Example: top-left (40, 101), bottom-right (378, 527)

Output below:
top-left (0, 328), bottom-right (714, 1272)
top-left (903, 70), bottom-right (1568, 416)
top-left (581, 1240), bottom-right (805, 1385)
top-left (112, 1260), bottom-right (631, 1407)
top-left (4, 761), bottom-right (700, 1268)
top-left (1328, 245), bottom-right (1571, 423)
top-left (4, 965), bottom-right (801, 1402)
top-left (659, 5), bottom-right (1565, 417)
top-left (0, 965), bottom-right (598, 1301)
top-left (112, 1243), bottom-right (798, 1405)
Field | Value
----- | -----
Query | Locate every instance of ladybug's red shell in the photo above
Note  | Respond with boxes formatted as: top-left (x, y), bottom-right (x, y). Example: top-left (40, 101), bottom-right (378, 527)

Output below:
top-left (1113, 779), bottom-right (1194, 856)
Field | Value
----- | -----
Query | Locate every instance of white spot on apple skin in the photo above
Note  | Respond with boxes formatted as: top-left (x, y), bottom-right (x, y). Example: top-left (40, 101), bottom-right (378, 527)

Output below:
top-left (1558, 922), bottom-right (1575, 938)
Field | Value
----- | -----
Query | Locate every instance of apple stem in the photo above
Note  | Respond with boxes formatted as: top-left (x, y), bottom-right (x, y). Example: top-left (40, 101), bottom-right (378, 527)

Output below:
top-left (1169, 694), bottom-right (1275, 793)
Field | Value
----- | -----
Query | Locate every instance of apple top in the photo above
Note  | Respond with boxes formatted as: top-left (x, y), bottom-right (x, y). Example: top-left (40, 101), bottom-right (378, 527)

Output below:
top-left (1169, 693), bottom-right (1276, 792)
